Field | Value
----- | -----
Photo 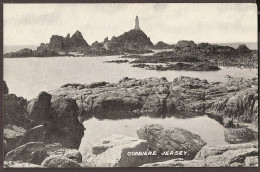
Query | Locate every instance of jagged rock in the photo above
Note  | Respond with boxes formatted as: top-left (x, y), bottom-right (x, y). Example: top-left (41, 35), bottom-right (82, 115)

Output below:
top-left (4, 94), bottom-right (31, 129)
top-left (224, 128), bottom-right (255, 144)
top-left (4, 125), bottom-right (26, 153)
top-left (237, 44), bottom-right (251, 54)
top-left (4, 80), bottom-right (9, 94)
top-left (137, 124), bottom-right (206, 160)
top-left (27, 92), bottom-right (52, 125)
top-left (81, 134), bottom-right (152, 167)
top-left (4, 161), bottom-right (45, 168)
top-left (41, 156), bottom-right (81, 168)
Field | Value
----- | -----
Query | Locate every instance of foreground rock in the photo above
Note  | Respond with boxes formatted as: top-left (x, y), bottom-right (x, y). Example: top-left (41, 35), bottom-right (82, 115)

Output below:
top-left (137, 124), bottom-right (206, 160)
top-left (142, 142), bottom-right (258, 167)
top-left (81, 134), bottom-right (152, 167)
top-left (4, 94), bottom-right (32, 129)
top-left (41, 156), bottom-right (81, 168)
top-left (4, 161), bottom-right (44, 168)
top-left (23, 92), bottom-right (85, 149)
top-left (224, 128), bottom-right (255, 144)
top-left (5, 142), bottom-right (83, 167)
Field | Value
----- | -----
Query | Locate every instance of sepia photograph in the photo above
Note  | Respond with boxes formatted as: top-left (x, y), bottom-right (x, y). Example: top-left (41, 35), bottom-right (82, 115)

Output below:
top-left (2, 2), bottom-right (259, 168)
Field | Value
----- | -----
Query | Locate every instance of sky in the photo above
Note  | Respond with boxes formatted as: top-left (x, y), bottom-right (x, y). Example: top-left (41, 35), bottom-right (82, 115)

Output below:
top-left (4, 3), bottom-right (257, 46)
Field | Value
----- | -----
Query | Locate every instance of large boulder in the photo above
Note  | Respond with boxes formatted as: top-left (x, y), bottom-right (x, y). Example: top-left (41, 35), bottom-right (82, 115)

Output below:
top-left (41, 156), bottom-right (81, 168)
top-left (81, 134), bottom-right (152, 167)
top-left (137, 124), bottom-right (206, 160)
top-left (4, 124), bottom-right (26, 153)
top-left (4, 94), bottom-right (31, 129)
top-left (50, 97), bottom-right (85, 148)
top-left (27, 92), bottom-right (52, 125)
top-left (224, 128), bottom-right (255, 144)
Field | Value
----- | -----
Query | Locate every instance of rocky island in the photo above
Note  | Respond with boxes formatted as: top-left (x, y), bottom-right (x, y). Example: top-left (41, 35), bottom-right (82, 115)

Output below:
top-left (3, 74), bottom-right (258, 167)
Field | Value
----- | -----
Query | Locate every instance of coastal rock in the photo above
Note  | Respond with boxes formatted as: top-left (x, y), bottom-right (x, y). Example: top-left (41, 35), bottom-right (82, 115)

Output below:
top-left (47, 148), bottom-right (82, 163)
top-left (4, 161), bottom-right (45, 168)
top-left (4, 80), bottom-right (9, 94)
top-left (4, 94), bottom-right (31, 129)
top-left (224, 128), bottom-right (255, 144)
top-left (41, 156), bottom-right (81, 168)
top-left (137, 124), bottom-right (206, 160)
top-left (81, 134), bottom-right (152, 167)
top-left (27, 92), bottom-right (52, 125)
top-left (4, 124), bottom-right (26, 153)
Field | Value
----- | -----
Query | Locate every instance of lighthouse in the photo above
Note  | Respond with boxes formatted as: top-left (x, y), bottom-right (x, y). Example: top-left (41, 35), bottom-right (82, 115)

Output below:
top-left (134, 16), bottom-right (140, 30)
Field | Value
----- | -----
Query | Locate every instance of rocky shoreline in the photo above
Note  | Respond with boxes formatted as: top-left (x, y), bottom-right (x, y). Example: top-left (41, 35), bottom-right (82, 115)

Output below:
top-left (3, 75), bottom-right (258, 167)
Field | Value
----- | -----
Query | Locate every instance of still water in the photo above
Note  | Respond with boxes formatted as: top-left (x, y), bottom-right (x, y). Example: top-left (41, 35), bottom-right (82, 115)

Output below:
top-left (4, 55), bottom-right (257, 100)
top-left (79, 116), bottom-right (226, 152)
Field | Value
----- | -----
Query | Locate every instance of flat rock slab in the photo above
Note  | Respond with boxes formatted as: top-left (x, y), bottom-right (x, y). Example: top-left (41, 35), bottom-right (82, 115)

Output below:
top-left (81, 134), bottom-right (153, 167)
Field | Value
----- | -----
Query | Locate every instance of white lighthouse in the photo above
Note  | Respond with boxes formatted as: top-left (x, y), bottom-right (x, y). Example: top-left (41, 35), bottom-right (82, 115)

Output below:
top-left (134, 16), bottom-right (140, 30)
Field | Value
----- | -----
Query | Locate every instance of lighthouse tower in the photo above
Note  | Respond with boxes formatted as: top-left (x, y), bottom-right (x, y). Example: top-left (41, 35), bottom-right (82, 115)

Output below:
top-left (134, 16), bottom-right (140, 30)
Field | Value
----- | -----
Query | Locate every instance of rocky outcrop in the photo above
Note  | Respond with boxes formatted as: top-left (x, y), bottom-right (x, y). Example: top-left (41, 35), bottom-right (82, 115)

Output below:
top-left (137, 124), bottom-right (206, 160)
top-left (224, 128), bottom-right (255, 144)
top-left (49, 76), bottom-right (258, 128)
top-left (154, 41), bottom-right (173, 49)
top-left (42, 30), bottom-right (89, 53)
top-left (3, 48), bottom-right (60, 58)
top-left (81, 134), bottom-right (152, 167)
top-left (105, 29), bottom-right (154, 52)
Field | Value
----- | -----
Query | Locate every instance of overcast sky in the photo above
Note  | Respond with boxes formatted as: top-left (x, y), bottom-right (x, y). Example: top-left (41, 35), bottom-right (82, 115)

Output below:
top-left (4, 3), bottom-right (257, 46)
